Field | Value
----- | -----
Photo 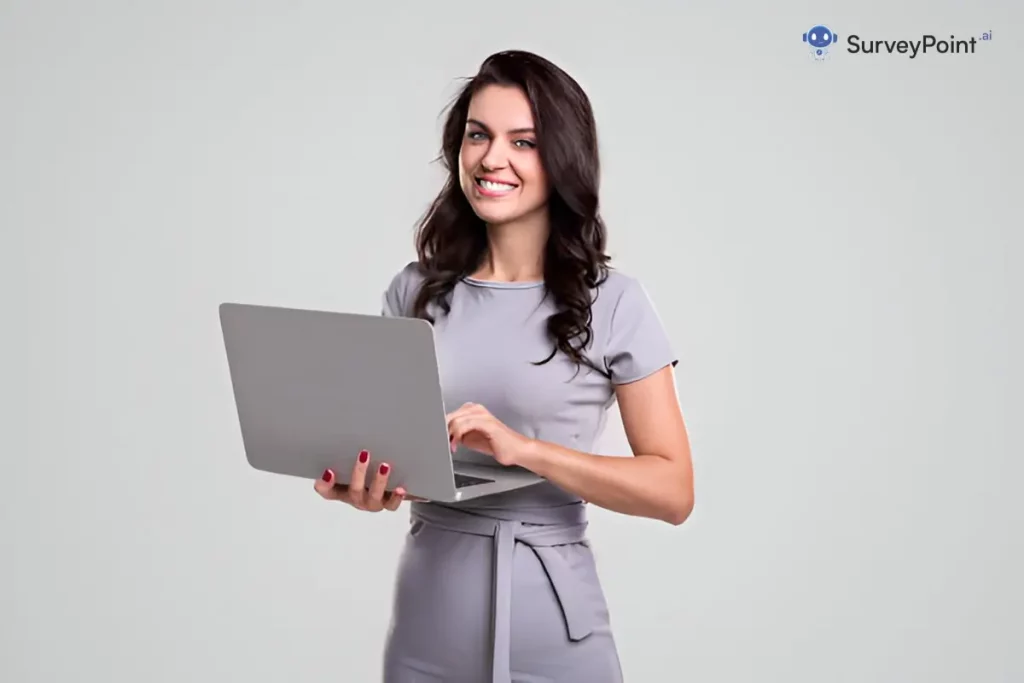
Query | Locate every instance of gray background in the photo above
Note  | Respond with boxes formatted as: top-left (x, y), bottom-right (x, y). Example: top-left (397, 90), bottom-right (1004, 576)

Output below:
top-left (2, 1), bottom-right (1021, 681)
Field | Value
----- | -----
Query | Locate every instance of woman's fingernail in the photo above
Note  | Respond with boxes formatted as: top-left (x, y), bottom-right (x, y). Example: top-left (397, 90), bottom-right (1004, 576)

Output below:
top-left (379, 463), bottom-right (390, 475)
top-left (358, 450), bottom-right (369, 463)
top-left (321, 469), bottom-right (333, 482)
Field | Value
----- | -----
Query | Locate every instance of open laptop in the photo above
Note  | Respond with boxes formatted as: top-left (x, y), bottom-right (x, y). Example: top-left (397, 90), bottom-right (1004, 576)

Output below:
top-left (218, 302), bottom-right (543, 503)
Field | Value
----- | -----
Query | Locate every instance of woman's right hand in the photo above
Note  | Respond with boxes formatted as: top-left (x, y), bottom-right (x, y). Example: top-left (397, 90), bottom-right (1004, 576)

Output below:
top-left (313, 449), bottom-right (412, 511)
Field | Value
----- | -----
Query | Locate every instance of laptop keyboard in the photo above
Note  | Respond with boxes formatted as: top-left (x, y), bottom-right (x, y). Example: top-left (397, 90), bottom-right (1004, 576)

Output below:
top-left (454, 472), bottom-right (495, 488)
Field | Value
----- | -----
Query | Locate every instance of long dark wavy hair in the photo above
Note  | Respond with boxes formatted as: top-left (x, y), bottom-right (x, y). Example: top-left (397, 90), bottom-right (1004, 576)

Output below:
top-left (411, 50), bottom-right (611, 369)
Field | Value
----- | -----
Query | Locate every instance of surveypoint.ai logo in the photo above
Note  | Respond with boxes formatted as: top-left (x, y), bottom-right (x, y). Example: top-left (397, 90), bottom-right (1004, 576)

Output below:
top-left (803, 25), bottom-right (838, 60)
top-left (802, 24), bottom-right (993, 61)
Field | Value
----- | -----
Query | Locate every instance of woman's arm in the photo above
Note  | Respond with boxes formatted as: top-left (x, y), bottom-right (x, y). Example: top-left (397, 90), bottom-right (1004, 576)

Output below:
top-left (515, 365), bottom-right (694, 525)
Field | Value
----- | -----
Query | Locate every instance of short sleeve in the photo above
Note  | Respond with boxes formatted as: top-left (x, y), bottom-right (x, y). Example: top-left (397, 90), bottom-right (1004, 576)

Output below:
top-left (381, 276), bottom-right (403, 317)
top-left (603, 277), bottom-right (677, 384)
top-left (380, 261), bottom-right (423, 318)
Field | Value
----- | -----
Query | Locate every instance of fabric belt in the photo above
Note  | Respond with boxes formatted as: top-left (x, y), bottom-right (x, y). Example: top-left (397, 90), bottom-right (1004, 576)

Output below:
top-left (408, 501), bottom-right (596, 683)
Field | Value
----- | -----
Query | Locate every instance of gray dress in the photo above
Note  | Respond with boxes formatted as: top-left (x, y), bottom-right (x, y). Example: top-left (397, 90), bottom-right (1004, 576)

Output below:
top-left (378, 263), bottom-right (676, 683)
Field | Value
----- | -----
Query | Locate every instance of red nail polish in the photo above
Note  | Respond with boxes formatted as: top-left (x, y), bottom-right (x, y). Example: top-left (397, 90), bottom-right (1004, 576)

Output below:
top-left (379, 463), bottom-right (390, 475)
top-left (321, 469), bottom-right (333, 482)
top-left (358, 450), bottom-right (369, 463)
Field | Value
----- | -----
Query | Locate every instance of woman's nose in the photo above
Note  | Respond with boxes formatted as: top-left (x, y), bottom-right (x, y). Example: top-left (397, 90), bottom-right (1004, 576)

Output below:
top-left (480, 142), bottom-right (510, 171)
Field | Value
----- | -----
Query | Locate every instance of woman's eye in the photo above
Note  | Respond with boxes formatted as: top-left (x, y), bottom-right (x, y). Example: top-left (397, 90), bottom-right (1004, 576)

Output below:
top-left (465, 131), bottom-right (534, 148)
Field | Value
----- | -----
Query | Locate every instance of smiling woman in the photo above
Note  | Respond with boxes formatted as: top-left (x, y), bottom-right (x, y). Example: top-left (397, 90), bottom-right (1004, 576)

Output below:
top-left (312, 50), bottom-right (694, 683)
top-left (460, 89), bottom-right (546, 216)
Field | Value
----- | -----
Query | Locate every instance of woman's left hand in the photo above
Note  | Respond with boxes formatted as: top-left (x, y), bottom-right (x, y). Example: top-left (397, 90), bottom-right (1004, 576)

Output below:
top-left (446, 402), bottom-right (532, 467)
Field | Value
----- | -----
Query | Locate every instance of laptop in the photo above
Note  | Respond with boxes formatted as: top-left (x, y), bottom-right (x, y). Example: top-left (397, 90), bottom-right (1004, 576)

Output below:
top-left (218, 302), bottom-right (543, 503)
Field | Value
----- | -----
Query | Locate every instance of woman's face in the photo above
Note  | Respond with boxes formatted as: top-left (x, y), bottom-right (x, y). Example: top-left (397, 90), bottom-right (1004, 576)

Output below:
top-left (458, 84), bottom-right (550, 226)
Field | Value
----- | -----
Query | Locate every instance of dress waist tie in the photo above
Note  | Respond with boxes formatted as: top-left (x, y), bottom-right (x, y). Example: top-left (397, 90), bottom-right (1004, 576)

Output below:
top-left (409, 501), bottom-right (596, 683)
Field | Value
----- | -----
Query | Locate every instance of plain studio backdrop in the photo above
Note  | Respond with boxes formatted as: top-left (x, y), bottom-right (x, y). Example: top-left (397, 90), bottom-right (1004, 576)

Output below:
top-left (2, 1), bottom-right (1021, 681)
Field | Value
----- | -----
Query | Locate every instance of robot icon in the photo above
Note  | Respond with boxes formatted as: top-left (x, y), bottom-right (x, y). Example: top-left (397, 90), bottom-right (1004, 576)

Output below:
top-left (803, 25), bottom-right (837, 60)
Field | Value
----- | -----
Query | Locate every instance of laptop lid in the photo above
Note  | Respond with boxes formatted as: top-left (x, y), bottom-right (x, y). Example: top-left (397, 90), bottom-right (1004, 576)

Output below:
top-left (218, 302), bottom-right (460, 500)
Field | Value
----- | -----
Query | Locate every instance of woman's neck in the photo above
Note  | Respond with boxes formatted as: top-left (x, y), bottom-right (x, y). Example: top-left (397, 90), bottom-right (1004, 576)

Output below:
top-left (473, 214), bottom-right (549, 283)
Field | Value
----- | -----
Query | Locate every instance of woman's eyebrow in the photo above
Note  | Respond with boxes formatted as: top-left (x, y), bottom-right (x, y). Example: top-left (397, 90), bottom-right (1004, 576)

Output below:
top-left (466, 118), bottom-right (536, 135)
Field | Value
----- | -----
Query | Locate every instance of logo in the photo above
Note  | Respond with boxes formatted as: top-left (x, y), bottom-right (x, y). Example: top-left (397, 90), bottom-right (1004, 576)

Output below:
top-left (803, 25), bottom-right (837, 61)
top-left (802, 25), bottom-right (993, 61)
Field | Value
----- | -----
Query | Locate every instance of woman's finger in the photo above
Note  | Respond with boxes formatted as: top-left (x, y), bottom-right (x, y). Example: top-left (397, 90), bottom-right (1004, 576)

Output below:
top-left (348, 450), bottom-right (370, 509)
top-left (366, 462), bottom-right (391, 510)
top-left (446, 407), bottom-right (476, 450)
top-left (313, 469), bottom-right (349, 502)
top-left (313, 468), bottom-right (334, 496)
top-left (384, 487), bottom-right (406, 511)
top-left (448, 415), bottom-right (466, 440)
top-left (444, 403), bottom-right (476, 430)
top-left (449, 415), bottom-right (484, 445)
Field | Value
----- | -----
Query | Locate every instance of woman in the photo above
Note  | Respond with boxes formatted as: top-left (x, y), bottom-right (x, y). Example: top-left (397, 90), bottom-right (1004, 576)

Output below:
top-left (314, 50), bottom-right (694, 682)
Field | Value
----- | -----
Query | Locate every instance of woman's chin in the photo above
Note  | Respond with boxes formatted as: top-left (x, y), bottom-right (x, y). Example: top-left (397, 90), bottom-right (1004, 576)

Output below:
top-left (469, 205), bottom-right (516, 225)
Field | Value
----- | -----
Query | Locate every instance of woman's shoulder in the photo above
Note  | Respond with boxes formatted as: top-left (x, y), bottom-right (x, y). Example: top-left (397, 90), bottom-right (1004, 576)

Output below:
top-left (591, 267), bottom-right (653, 313)
top-left (381, 260), bottom-right (426, 317)
top-left (387, 260), bottom-right (427, 290)
top-left (589, 266), bottom-right (670, 340)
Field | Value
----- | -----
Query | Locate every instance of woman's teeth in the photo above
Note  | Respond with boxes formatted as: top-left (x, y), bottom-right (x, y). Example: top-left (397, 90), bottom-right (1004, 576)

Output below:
top-left (478, 179), bottom-right (516, 191)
